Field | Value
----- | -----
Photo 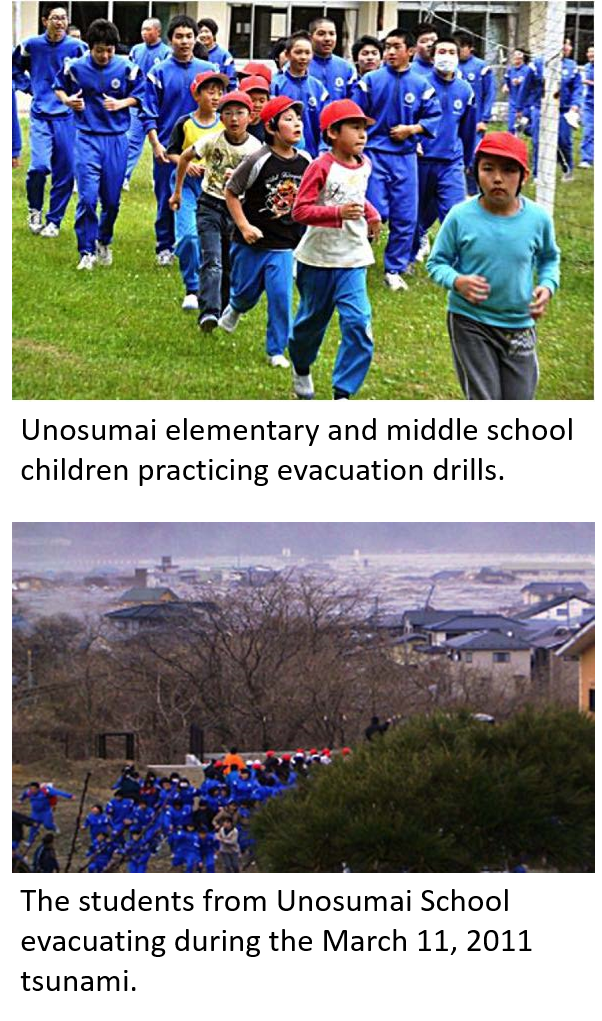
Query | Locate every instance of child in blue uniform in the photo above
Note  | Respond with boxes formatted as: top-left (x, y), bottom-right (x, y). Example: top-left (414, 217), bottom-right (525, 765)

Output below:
top-left (13, 4), bottom-right (86, 236)
top-left (352, 28), bottom-right (442, 292)
top-left (503, 50), bottom-right (533, 134)
top-left (123, 829), bottom-right (153, 873)
top-left (580, 45), bottom-right (594, 168)
top-left (558, 38), bottom-right (583, 180)
top-left (427, 133), bottom-right (560, 401)
top-left (309, 17), bottom-right (356, 100)
top-left (54, 19), bottom-right (146, 270)
top-left (272, 32), bottom-right (328, 157)
top-left (124, 17), bottom-right (170, 188)
top-left (87, 831), bottom-right (116, 873)
top-left (82, 804), bottom-right (111, 847)
top-left (197, 18), bottom-right (237, 89)
top-left (20, 782), bottom-right (73, 842)
top-left (412, 23), bottom-right (439, 75)
top-left (414, 37), bottom-right (476, 262)
top-left (516, 55), bottom-right (544, 178)
top-left (455, 32), bottom-right (495, 195)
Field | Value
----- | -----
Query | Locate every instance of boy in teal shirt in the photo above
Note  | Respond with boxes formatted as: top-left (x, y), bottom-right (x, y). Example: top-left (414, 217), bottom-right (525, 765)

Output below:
top-left (427, 132), bottom-right (560, 400)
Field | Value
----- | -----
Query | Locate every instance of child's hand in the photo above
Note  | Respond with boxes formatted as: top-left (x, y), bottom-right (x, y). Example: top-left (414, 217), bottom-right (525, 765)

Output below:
top-left (389, 124), bottom-right (416, 142)
top-left (67, 90), bottom-right (85, 111)
top-left (454, 274), bottom-right (491, 304)
top-left (186, 163), bottom-right (204, 178)
top-left (152, 142), bottom-right (170, 164)
top-left (12, 156), bottom-right (21, 168)
top-left (529, 285), bottom-right (552, 319)
top-left (242, 224), bottom-right (264, 245)
top-left (103, 93), bottom-right (123, 112)
top-left (368, 220), bottom-right (382, 243)
top-left (340, 203), bottom-right (364, 221)
top-left (168, 192), bottom-right (182, 211)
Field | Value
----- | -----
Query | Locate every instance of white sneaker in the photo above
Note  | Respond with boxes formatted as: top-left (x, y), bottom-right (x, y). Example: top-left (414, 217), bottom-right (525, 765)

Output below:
top-left (122, 178), bottom-right (131, 191)
top-left (561, 171), bottom-right (574, 183)
top-left (415, 234), bottom-right (431, 263)
top-left (578, 161), bottom-right (592, 169)
top-left (95, 241), bottom-right (113, 266)
top-left (384, 272), bottom-right (408, 292)
top-left (40, 222), bottom-right (60, 238)
top-left (292, 369), bottom-right (314, 400)
top-left (28, 209), bottom-right (43, 235)
top-left (182, 293), bottom-right (199, 311)
top-left (156, 249), bottom-right (175, 267)
top-left (269, 354), bottom-right (290, 368)
top-left (218, 304), bottom-right (241, 332)
top-left (77, 253), bottom-right (96, 271)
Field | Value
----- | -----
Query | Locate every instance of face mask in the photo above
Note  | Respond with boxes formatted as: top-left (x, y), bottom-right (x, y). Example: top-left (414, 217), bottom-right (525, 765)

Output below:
top-left (434, 54), bottom-right (458, 74)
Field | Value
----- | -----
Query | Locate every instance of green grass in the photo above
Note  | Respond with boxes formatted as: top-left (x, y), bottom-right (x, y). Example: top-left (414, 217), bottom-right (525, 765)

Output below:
top-left (12, 122), bottom-right (593, 400)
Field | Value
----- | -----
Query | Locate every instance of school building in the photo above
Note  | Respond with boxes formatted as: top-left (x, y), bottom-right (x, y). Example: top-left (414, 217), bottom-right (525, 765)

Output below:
top-left (13, 1), bottom-right (595, 60)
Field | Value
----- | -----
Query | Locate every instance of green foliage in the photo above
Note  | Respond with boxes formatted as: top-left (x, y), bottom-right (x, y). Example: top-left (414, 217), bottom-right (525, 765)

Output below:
top-left (252, 709), bottom-right (594, 872)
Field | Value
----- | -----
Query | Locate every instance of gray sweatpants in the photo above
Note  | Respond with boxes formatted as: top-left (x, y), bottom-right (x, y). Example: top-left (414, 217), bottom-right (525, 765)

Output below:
top-left (448, 313), bottom-right (539, 400)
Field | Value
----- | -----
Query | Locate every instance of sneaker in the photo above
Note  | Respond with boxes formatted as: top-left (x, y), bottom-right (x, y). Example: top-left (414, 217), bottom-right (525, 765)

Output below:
top-left (156, 249), bottom-right (175, 267)
top-left (28, 209), bottom-right (43, 235)
top-left (561, 171), bottom-right (574, 183)
top-left (182, 293), bottom-right (199, 311)
top-left (122, 177), bottom-right (131, 191)
top-left (578, 161), bottom-right (592, 169)
top-left (218, 304), bottom-right (241, 333)
top-left (415, 234), bottom-right (431, 263)
top-left (384, 272), bottom-right (408, 292)
top-left (269, 353), bottom-right (290, 369)
top-left (40, 222), bottom-right (60, 238)
top-left (77, 253), bottom-right (96, 271)
top-left (199, 313), bottom-right (218, 333)
top-left (292, 369), bottom-right (315, 400)
top-left (95, 241), bottom-right (113, 266)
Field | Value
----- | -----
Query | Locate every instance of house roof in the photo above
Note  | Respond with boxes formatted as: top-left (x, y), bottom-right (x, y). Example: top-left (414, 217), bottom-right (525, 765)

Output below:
top-left (402, 608), bottom-right (474, 628)
top-left (106, 600), bottom-right (217, 622)
top-left (555, 619), bottom-right (595, 657)
top-left (518, 593), bottom-right (595, 618)
top-left (424, 613), bottom-right (524, 633)
top-left (119, 587), bottom-right (178, 602)
top-left (521, 581), bottom-right (588, 595)
top-left (446, 630), bottom-right (533, 651)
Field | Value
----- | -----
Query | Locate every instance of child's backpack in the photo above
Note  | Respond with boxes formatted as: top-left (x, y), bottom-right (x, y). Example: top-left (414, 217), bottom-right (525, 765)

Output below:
top-left (41, 784), bottom-right (58, 808)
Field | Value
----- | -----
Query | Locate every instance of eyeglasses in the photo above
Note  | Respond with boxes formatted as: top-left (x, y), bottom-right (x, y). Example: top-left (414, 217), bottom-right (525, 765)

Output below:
top-left (48, 14), bottom-right (68, 21)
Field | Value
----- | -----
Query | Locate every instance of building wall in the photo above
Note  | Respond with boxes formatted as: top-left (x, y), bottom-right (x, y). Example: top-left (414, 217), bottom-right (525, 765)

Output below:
top-left (579, 641), bottom-right (595, 714)
top-left (461, 648), bottom-right (531, 679)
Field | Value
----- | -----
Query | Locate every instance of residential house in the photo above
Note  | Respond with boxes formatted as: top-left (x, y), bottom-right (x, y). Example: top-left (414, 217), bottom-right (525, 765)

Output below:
top-left (423, 613), bottom-right (525, 647)
top-left (556, 620), bottom-right (595, 714)
top-left (517, 593), bottom-right (594, 625)
top-left (105, 599), bottom-right (219, 636)
top-left (445, 629), bottom-right (533, 685)
top-left (520, 581), bottom-right (589, 606)
top-left (117, 586), bottom-right (179, 607)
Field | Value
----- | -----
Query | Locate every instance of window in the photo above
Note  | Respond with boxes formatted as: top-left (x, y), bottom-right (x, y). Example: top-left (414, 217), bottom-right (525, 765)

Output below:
top-left (228, 4), bottom-right (358, 60)
top-left (493, 652), bottom-right (510, 663)
top-left (113, 2), bottom-right (149, 50)
top-left (229, 5), bottom-right (253, 58)
top-left (68, 3), bottom-right (109, 36)
top-left (464, 652), bottom-right (473, 663)
top-left (588, 689), bottom-right (595, 713)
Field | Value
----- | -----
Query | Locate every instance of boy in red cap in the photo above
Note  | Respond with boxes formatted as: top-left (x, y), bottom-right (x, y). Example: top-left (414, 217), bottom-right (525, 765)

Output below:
top-left (170, 91), bottom-right (261, 332)
top-left (240, 75), bottom-right (271, 142)
top-left (427, 132), bottom-right (560, 400)
top-left (221, 96), bottom-right (311, 368)
top-left (288, 99), bottom-right (381, 399)
top-left (166, 70), bottom-right (228, 310)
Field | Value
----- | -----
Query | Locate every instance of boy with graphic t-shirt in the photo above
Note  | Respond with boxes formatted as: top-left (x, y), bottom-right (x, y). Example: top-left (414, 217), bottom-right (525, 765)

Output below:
top-left (221, 96), bottom-right (312, 368)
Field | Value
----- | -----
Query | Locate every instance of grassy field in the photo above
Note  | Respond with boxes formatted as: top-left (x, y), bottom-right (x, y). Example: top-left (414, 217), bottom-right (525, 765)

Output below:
top-left (12, 122), bottom-right (594, 400)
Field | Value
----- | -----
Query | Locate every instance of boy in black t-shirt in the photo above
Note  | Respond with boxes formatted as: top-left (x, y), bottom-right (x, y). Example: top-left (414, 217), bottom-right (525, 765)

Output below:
top-left (221, 95), bottom-right (312, 367)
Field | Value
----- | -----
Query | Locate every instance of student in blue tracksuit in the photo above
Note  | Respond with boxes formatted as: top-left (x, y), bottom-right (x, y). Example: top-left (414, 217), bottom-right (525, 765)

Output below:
top-left (455, 32), bottom-right (496, 195)
top-left (124, 17), bottom-right (170, 188)
top-left (12, 83), bottom-right (23, 167)
top-left (503, 50), bottom-right (533, 134)
top-left (558, 38), bottom-right (583, 180)
top-left (414, 38), bottom-right (476, 260)
top-left (412, 22), bottom-right (439, 75)
top-left (309, 16), bottom-right (356, 100)
top-left (352, 27), bottom-right (442, 292)
top-left (580, 45), bottom-right (594, 167)
top-left (82, 805), bottom-right (111, 846)
top-left (20, 782), bottom-right (73, 842)
top-left (516, 55), bottom-right (544, 178)
top-left (272, 32), bottom-right (329, 157)
top-left (54, 19), bottom-right (146, 270)
top-left (12, 4), bottom-right (87, 236)
top-left (87, 832), bottom-right (116, 873)
top-left (123, 830), bottom-right (153, 873)
top-left (196, 17), bottom-right (237, 89)
top-left (140, 14), bottom-right (216, 266)
top-left (105, 791), bottom-right (136, 836)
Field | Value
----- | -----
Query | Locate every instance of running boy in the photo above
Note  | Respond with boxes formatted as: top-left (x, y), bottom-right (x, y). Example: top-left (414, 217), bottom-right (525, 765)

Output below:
top-left (221, 95), bottom-right (312, 367)
top-left (289, 99), bottom-right (381, 400)
top-left (240, 74), bottom-right (271, 141)
top-left (169, 91), bottom-right (261, 332)
top-left (427, 133), bottom-right (560, 400)
top-left (166, 70), bottom-right (228, 310)
top-left (53, 18), bottom-right (146, 269)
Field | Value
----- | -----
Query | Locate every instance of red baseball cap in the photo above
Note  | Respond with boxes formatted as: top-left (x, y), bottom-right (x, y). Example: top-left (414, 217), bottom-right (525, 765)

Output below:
top-left (218, 90), bottom-right (253, 112)
top-left (474, 131), bottom-right (530, 173)
top-left (239, 61), bottom-right (273, 84)
top-left (240, 75), bottom-right (271, 95)
top-left (319, 99), bottom-right (375, 133)
top-left (190, 70), bottom-right (230, 97)
top-left (260, 95), bottom-right (303, 125)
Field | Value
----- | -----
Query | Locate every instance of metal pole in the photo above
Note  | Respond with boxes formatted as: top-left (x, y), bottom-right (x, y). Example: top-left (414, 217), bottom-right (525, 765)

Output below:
top-left (65, 771), bottom-right (92, 873)
top-left (536, 0), bottom-right (566, 213)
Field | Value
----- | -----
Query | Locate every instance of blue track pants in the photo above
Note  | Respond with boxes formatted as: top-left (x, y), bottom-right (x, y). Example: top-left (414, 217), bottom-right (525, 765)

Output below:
top-left (366, 149), bottom-right (418, 274)
top-left (558, 113), bottom-right (574, 172)
top-left (74, 132), bottom-right (128, 254)
top-left (230, 242), bottom-right (293, 356)
top-left (172, 171), bottom-right (202, 293)
top-left (153, 159), bottom-right (175, 253)
top-left (581, 106), bottom-right (594, 164)
top-left (26, 114), bottom-right (76, 225)
top-left (125, 111), bottom-right (146, 182)
top-left (417, 158), bottom-right (466, 238)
